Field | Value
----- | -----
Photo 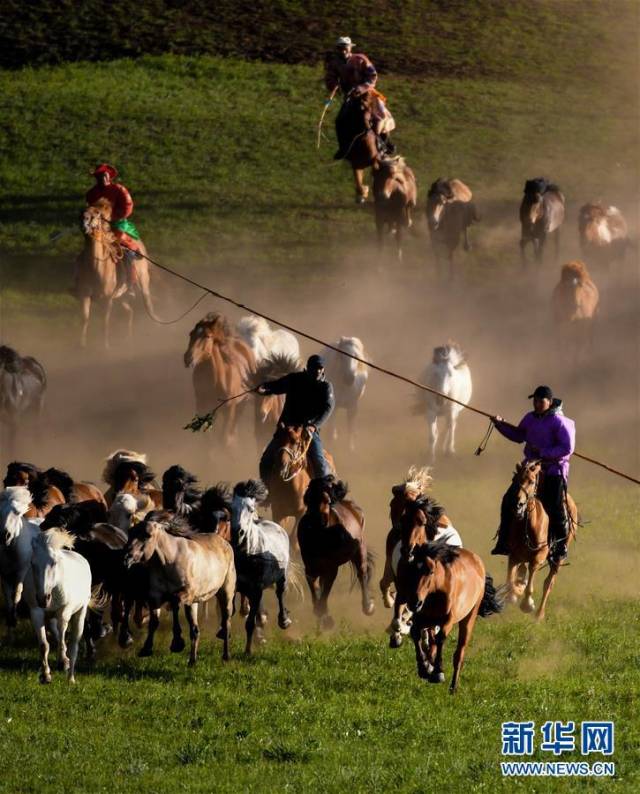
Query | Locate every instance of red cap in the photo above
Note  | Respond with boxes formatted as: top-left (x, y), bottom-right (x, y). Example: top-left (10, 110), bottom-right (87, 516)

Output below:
top-left (91, 163), bottom-right (118, 179)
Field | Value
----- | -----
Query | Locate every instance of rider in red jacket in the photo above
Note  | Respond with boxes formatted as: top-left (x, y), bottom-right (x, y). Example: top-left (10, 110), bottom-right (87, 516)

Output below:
top-left (86, 163), bottom-right (142, 290)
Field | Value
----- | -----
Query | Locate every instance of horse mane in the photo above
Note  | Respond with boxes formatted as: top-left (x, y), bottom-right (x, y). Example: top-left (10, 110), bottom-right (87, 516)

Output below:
top-left (237, 315), bottom-right (270, 339)
top-left (428, 178), bottom-right (454, 200)
top-left (403, 465), bottom-right (433, 497)
top-left (102, 449), bottom-right (148, 486)
top-left (0, 346), bottom-right (23, 373)
top-left (203, 312), bottom-right (232, 344)
top-left (162, 465), bottom-right (201, 513)
top-left (42, 468), bottom-right (76, 503)
top-left (415, 539), bottom-right (461, 567)
top-left (111, 460), bottom-right (156, 492)
top-left (200, 483), bottom-right (232, 514)
top-left (0, 485), bottom-right (32, 522)
top-left (524, 177), bottom-right (560, 196)
top-left (304, 476), bottom-right (349, 507)
top-left (3, 462), bottom-right (52, 509)
top-left (561, 260), bottom-right (591, 283)
top-left (3, 461), bottom-right (41, 488)
top-left (233, 479), bottom-right (269, 503)
top-left (41, 500), bottom-right (108, 533)
top-left (40, 527), bottom-right (76, 551)
top-left (133, 510), bottom-right (197, 539)
top-left (251, 353), bottom-right (301, 386)
top-left (413, 495), bottom-right (446, 530)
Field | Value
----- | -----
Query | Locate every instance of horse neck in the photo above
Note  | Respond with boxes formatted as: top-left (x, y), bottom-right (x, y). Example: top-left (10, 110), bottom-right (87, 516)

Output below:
top-left (85, 232), bottom-right (112, 277)
top-left (152, 531), bottom-right (178, 566)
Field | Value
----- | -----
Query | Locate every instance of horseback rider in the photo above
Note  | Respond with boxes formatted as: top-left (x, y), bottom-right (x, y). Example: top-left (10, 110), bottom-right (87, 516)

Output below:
top-left (491, 385), bottom-right (575, 564)
top-left (324, 36), bottom-right (395, 160)
top-left (257, 355), bottom-right (335, 483)
top-left (85, 163), bottom-right (143, 292)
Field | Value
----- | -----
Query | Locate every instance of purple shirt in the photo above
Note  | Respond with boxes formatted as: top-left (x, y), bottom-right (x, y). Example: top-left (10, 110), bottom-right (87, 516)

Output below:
top-left (495, 407), bottom-right (575, 480)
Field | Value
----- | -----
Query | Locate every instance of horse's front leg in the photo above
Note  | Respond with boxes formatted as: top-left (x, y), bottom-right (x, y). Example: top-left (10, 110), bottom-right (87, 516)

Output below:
top-left (355, 545), bottom-right (375, 617)
top-left (353, 167), bottom-right (368, 204)
top-left (184, 603), bottom-right (200, 666)
top-left (275, 576), bottom-right (292, 630)
top-left (535, 233), bottom-right (546, 264)
top-left (103, 297), bottom-right (114, 350)
top-left (506, 557), bottom-right (520, 604)
top-left (450, 608), bottom-right (479, 694)
top-left (317, 568), bottom-right (338, 630)
top-left (55, 613), bottom-right (70, 672)
top-left (67, 607), bottom-right (86, 683)
top-left (427, 412), bottom-right (438, 463)
top-left (390, 590), bottom-right (408, 648)
top-left (30, 608), bottom-right (51, 684)
top-left (379, 553), bottom-right (396, 609)
top-left (121, 299), bottom-right (134, 343)
top-left (2, 579), bottom-right (17, 642)
top-left (536, 564), bottom-right (560, 622)
top-left (429, 624), bottom-right (449, 684)
top-left (410, 622), bottom-right (430, 680)
top-left (80, 296), bottom-right (91, 348)
top-left (138, 606), bottom-right (160, 657)
top-left (170, 598), bottom-right (185, 653)
top-left (244, 589), bottom-right (261, 655)
top-left (520, 562), bottom-right (539, 613)
top-left (444, 410), bottom-right (457, 456)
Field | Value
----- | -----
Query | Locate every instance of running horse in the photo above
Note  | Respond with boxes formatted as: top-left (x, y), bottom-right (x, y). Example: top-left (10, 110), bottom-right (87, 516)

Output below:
top-left (519, 178), bottom-right (565, 264)
top-left (263, 424), bottom-right (334, 538)
top-left (0, 346), bottom-right (46, 460)
top-left (184, 313), bottom-right (256, 448)
top-left (76, 198), bottom-right (161, 348)
top-left (335, 89), bottom-right (382, 203)
top-left (426, 178), bottom-right (479, 280)
top-left (501, 460), bottom-right (578, 621)
top-left (298, 477), bottom-right (375, 629)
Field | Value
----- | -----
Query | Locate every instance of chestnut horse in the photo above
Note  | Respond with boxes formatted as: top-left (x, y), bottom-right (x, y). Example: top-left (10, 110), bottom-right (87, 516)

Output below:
top-left (262, 424), bottom-right (334, 536)
top-left (578, 203), bottom-right (629, 268)
top-left (184, 313), bottom-right (256, 447)
top-left (552, 260), bottom-right (599, 360)
top-left (399, 541), bottom-right (502, 692)
top-left (335, 89), bottom-right (381, 203)
top-left (519, 178), bottom-right (565, 264)
top-left (501, 461), bottom-right (577, 621)
top-left (77, 199), bottom-right (160, 348)
top-left (372, 156), bottom-right (417, 260)
top-left (298, 477), bottom-right (375, 629)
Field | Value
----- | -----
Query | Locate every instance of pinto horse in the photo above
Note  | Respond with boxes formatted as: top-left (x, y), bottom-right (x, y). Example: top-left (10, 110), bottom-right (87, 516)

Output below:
top-left (76, 199), bottom-right (160, 348)
top-left (298, 477), bottom-right (375, 629)
top-left (501, 461), bottom-right (578, 621)
top-left (399, 541), bottom-right (502, 692)
top-left (335, 89), bottom-right (381, 203)
top-left (578, 203), bottom-right (630, 269)
top-left (519, 178), bottom-right (565, 264)
top-left (184, 313), bottom-right (256, 448)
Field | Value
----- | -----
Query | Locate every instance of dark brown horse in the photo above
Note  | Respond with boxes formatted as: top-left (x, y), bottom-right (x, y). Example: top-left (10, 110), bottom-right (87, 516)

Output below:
top-left (373, 156), bottom-right (417, 261)
top-left (335, 89), bottom-right (381, 203)
top-left (399, 541), bottom-right (502, 692)
top-left (519, 178), bottom-right (565, 264)
top-left (426, 178), bottom-right (479, 279)
top-left (501, 460), bottom-right (577, 621)
top-left (298, 477), bottom-right (375, 629)
top-left (0, 346), bottom-right (46, 461)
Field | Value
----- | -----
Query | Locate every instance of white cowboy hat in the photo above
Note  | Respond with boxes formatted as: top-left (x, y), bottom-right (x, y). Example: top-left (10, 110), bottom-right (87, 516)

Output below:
top-left (336, 36), bottom-right (354, 47)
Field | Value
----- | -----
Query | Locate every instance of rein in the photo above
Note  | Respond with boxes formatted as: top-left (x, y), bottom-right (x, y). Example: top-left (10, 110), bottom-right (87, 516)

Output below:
top-left (279, 430), bottom-right (313, 482)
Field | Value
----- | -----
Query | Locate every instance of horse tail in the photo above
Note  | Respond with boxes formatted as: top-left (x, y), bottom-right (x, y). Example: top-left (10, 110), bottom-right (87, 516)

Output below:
top-left (139, 278), bottom-right (165, 323)
top-left (285, 560), bottom-right (305, 600)
top-left (478, 574), bottom-right (504, 617)
top-left (89, 584), bottom-right (110, 613)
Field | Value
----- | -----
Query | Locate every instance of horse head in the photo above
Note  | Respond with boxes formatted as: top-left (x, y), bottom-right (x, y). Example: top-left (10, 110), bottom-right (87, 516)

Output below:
top-left (408, 542), bottom-right (460, 613)
top-left (400, 496), bottom-right (446, 562)
top-left (162, 465), bottom-right (200, 514)
top-left (199, 483), bottom-right (232, 536)
top-left (512, 460), bottom-right (542, 517)
top-left (184, 313), bottom-right (232, 367)
top-left (0, 486), bottom-right (32, 543)
top-left (82, 199), bottom-right (113, 237)
top-left (125, 514), bottom-right (163, 567)
top-left (109, 492), bottom-right (155, 531)
top-left (426, 179), bottom-right (454, 230)
top-left (304, 476), bottom-right (347, 525)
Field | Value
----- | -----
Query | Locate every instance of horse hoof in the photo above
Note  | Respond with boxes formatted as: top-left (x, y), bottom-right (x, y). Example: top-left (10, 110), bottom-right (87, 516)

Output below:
top-left (278, 615), bottom-right (292, 631)
top-left (138, 647), bottom-right (153, 658)
top-left (256, 611), bottom-right (268, 628)
top-left (215, 628), bottom-right (225, 640)
top-left (389, 633), bottom-right (402, 649)
top-left (520, 598), bottom-right (535, 614)
top-left (188, 657), bottom-right (196, 668)
top-left (363, 600), bottom-right (375, 617)
top-left (170, 637), bottom-right (186, 653)
top-left (508, 592), bottom-right (519, 605)
top-left (417, 665), bottom-right (430, 680)
top-left (39, 673), bottom-right (52, 685)
top-left (382, 593), bottom-right (394, 609)
top-left (118, 633), bottom-right (133, 649)
top-left (320, 615), bottom-right (335, 631)
top-left (429, 670), bottom-right (445, 684)
top-left (68, 675), bottom-right (77, 685)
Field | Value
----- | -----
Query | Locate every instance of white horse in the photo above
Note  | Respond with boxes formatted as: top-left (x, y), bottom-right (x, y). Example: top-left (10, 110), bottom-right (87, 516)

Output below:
top-left (237, 315), bottom-right (300, 365)
top-left (231, 480), bottom-right (294, 654)
top-left (321, 337), bottom-right (369, 451)
top-left (108, 492), bottom-right (155, 531)
top-left (418, 343), bottom-right (472, 461)
top-left (0, 486), bottom-right (41, 639)
top-left (23, 529), bottom-right (92, 683)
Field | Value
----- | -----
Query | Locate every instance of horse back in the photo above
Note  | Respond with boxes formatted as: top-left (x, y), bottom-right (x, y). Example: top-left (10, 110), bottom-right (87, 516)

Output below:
top-left (330, 500), bottom-right (365, 537)
top-left (448, 549), bottom-right (485, 620)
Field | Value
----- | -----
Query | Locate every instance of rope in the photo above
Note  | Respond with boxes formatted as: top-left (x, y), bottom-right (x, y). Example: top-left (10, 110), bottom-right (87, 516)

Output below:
top-left (474, 419), bottom-right (495, 456)
top-left (132, 249), bottom-right (639, 486)
top-left (140, 288), bottom-right (210, 325)
top-left (317, 87), bottom-right (338, 149)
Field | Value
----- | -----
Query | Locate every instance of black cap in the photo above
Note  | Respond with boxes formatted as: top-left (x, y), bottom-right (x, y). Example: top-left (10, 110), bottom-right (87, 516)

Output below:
top-left (307, 354), bottom-right (325, 370)
top-left (528, 385), bottom-right (553, 400)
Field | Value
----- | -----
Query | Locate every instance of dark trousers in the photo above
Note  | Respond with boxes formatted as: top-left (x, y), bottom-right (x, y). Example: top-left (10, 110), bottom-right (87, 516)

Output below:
top-left (498, 474), bottom-right (568, 544)
top-left (259, 430), bottom-right (330, 483)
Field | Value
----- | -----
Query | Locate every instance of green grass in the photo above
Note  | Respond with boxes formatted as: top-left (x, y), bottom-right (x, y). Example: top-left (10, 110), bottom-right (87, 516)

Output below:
top-left (0, 599), bottom-right (638, 794)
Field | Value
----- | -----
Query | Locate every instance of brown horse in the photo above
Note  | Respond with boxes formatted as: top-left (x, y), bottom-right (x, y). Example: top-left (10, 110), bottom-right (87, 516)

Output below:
top-left (76, 199), bottom-right (160, 348)
top-left (426, 178), bottom-right (479, 279)
top-left (372, 156), bottom-right (417, 261)
top-left (519, 178), bottom-right (565, 264)
top-left (184, 313), bottom-right (256, 447)
top-left (502, 461), bottom-right (577, 621)
top-left (102, 450), bottom-right (162, 509)
top-left (298, 477), bottom-right (375, 629)
top-left (399, 541), bottom-right (502, 692)
top-left (552, 260), bottom-right (599, 359)
top-left (335, 89), bottom-right (381, 203)
top-left (578, 203), bottom-right (630, 268)
top-left (3, 462), bottom-right (65, 518)
top-left (263, 424), bottom-right (334, 536)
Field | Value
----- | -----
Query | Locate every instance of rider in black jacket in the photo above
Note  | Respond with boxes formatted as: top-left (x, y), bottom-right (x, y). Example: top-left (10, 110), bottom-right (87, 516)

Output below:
top-left (257, 355), bottom-right (335, 481)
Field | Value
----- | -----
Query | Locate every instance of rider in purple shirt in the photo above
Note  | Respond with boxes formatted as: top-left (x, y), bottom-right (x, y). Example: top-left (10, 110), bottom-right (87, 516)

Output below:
top-left (491, 385), bottom-right (575, 563)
